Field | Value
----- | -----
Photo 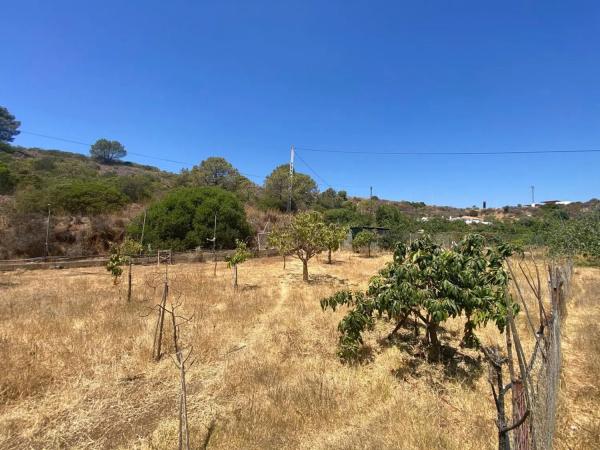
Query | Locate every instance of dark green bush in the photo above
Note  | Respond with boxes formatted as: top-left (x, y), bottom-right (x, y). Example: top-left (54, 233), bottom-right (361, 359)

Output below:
top-left (128, 186), bottom-right (251, 251)
top-left (0, 162), bottom-right (15, 194)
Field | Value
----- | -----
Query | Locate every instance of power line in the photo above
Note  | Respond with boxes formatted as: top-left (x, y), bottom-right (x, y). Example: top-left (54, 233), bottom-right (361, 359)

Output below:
top-left (19, 130), bottom-right (266, 180)
top-left (294, 148), bottom-right (333, 189)
top-left (296, 145), bottom-right (600, 156)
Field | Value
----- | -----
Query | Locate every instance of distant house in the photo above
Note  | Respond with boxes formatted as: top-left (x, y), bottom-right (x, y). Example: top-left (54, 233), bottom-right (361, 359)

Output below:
top-left (449, 216), bottom-right (492, 225)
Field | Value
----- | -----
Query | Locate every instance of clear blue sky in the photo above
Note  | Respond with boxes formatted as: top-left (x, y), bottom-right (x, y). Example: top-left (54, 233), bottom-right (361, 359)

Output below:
top-left (2, 1), bottom-right (599, 207)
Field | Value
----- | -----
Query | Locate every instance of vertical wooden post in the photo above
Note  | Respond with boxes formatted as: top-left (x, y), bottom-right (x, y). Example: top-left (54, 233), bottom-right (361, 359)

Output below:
top-left (127, 259), bottom-right (132, 302)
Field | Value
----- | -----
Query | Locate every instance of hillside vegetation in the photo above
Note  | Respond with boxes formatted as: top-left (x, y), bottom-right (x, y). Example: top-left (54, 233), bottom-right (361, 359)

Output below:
top-left (1, 142), bottom-right (599, 263)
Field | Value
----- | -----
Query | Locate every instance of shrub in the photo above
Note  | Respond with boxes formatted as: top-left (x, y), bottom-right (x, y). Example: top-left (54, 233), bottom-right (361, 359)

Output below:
top-left (0, 162), bottom-right (15, 194)
top-left (50, 180), bottom-right (128, 215)
top-left (128, 186), bottom-right (251, 251)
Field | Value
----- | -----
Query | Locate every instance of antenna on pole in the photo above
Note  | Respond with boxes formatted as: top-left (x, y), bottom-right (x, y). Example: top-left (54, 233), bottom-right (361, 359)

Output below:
top-left (287, 145), bottom-right (295, 213)
top-left (530, 185), bottom-right (535, 205)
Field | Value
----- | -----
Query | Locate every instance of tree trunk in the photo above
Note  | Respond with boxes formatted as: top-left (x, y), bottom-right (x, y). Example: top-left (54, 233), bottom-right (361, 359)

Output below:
top-left (328, 248), bottom-right (332, 264)
top-left (367, 242), bottom-right (371, 258)
top-left (426, 321), bottom-right (441, 361)
top-left (302, 259), bottom-right (309, 282)
top-left (283, 255), bottom-right (286, 270)
top-left (127, 259), bottom-right (132, 302)
top-left (233, 264), bottom-right (238, 289)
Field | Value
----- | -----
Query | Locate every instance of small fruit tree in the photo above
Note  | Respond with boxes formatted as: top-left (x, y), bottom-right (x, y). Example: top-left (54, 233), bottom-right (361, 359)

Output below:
top-left (226, 239), bottom-right (252, 288)
top-left (285, 211), bottom-right (328, 282)
top-left (352, 230), bottom-right (376, 257)
top-left (106, 238), bottom-right (143, 301)
top-left (323, 223), bottom-right (348, 264)
top-left (321, 234), bottom-right (516, 361)
top-left (268, 226), bottom-right (294, 269)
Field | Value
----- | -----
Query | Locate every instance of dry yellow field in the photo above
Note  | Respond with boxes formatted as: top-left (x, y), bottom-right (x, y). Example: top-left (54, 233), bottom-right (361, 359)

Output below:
top-left (0, 252), bottom-right (598, 449)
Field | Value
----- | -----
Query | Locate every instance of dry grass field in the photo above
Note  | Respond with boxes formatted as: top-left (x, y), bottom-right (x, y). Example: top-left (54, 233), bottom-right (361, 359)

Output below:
top-left (0, 251), bottom-right (598, 449)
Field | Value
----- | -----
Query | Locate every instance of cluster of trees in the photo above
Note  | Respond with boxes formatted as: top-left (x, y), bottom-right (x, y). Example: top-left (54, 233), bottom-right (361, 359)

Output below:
top-left (322, 234), bottom-right (516, 361)
top-left (269, 212), bottom-right (348, 281)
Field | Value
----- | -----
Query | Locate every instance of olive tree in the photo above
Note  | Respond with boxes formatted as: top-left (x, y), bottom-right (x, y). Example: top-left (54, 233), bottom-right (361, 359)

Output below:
top-left (323, 223), bottom-right (348, 264)
top-left (322, 234), bottom-right (516, 361)
top-left (226, 239), bottom-right (252, 289)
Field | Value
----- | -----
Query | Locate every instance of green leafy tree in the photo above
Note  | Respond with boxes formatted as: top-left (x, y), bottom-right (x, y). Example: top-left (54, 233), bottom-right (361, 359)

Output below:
top-left (90, 138), bottom-right (127, 163)
top-left (226, 239), bottom-right (252, 288)
top-left (323, 223), bottom-right (348, 264)
top-left (128, 187), bottom-right (251, 251)
top-left (286, 211), bottom-right (328, 281)
top-left (184, 157), bottom-right (244, 190)
top-left (322, 234), bottom-right (516, 361)
top-left (0, 106), bottom-right (21, 143)
top-left (268, 225), bottom-right (294, 269)
top-left (262, 164), bottom-right (318, 211)
top-left (352, 230), bottom-right (376, 257)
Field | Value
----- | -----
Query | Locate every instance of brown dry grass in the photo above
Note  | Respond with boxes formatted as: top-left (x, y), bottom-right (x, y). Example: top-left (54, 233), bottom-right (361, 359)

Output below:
top-left (0, 252), bottom-right (598, 449)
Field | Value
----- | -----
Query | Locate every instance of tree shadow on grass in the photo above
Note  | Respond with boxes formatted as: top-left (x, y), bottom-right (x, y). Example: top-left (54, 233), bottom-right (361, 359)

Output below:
top-left (238, 284), bottom-right (260, 292)
top-left (306, 273), bottom-right (349, 286)
top-left (381, 322), bottom-right (483, 386)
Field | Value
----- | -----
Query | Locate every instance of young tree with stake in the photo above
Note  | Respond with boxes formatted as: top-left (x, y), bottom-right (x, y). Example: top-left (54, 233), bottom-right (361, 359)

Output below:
top-left (323, 223), bottom-right (348, 264)
top-left (226, 239), bottom-right (251, 289)
top-left (268, 225), bottom-right (294, 269)
top-left (106, 238), bottom-right (143, 302)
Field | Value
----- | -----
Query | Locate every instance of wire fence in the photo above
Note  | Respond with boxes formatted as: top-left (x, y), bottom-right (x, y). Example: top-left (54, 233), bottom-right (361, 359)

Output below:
top-left (486, 259), bottom-right (572, 450)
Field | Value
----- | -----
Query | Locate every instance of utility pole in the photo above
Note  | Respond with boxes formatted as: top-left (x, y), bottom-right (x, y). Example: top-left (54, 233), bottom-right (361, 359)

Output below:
top-left (45, 203), bottom-right (51, 258)
top-left (287, 145), bottom-right (295, 213)
top-left (530, 185), bottom-right (535, 205)
top-left (370, 186), bottom-right (374, 224)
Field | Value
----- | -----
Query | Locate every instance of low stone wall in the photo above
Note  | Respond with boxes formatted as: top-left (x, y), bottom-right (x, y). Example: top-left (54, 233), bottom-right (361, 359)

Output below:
top-left (0, 248), bottom-right (280, 272)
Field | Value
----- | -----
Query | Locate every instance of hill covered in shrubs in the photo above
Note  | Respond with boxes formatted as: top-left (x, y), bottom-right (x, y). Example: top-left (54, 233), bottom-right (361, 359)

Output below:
top-left (0, 142), bottom-right (598, 263)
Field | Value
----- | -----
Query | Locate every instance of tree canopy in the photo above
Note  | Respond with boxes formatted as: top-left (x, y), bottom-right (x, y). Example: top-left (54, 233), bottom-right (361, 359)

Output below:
top-left (262, 164), bottom-right (318, 211)
top-left (322, 234), bottom-right (516, 360)
top-left (128, 186), bottom-right (251, 251)
top-left (0, 106), bottom-right (21, 143)
top-left (90, 139), bottom-right (127, 163)
top-left (286, 211), bottom-right (328, 281)
top-left (323, 223), bottom-right (348, 263)
top-left (182, 157), bottom-right (243, 190)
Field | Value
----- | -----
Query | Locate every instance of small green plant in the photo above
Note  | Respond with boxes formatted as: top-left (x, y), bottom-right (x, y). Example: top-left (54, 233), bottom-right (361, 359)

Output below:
top-left (106, 238), bottom-right (143, 299)
top-left (226, 239), bottom-right (252, 288)
top-left (352, 230), bottom-right (376, 257)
